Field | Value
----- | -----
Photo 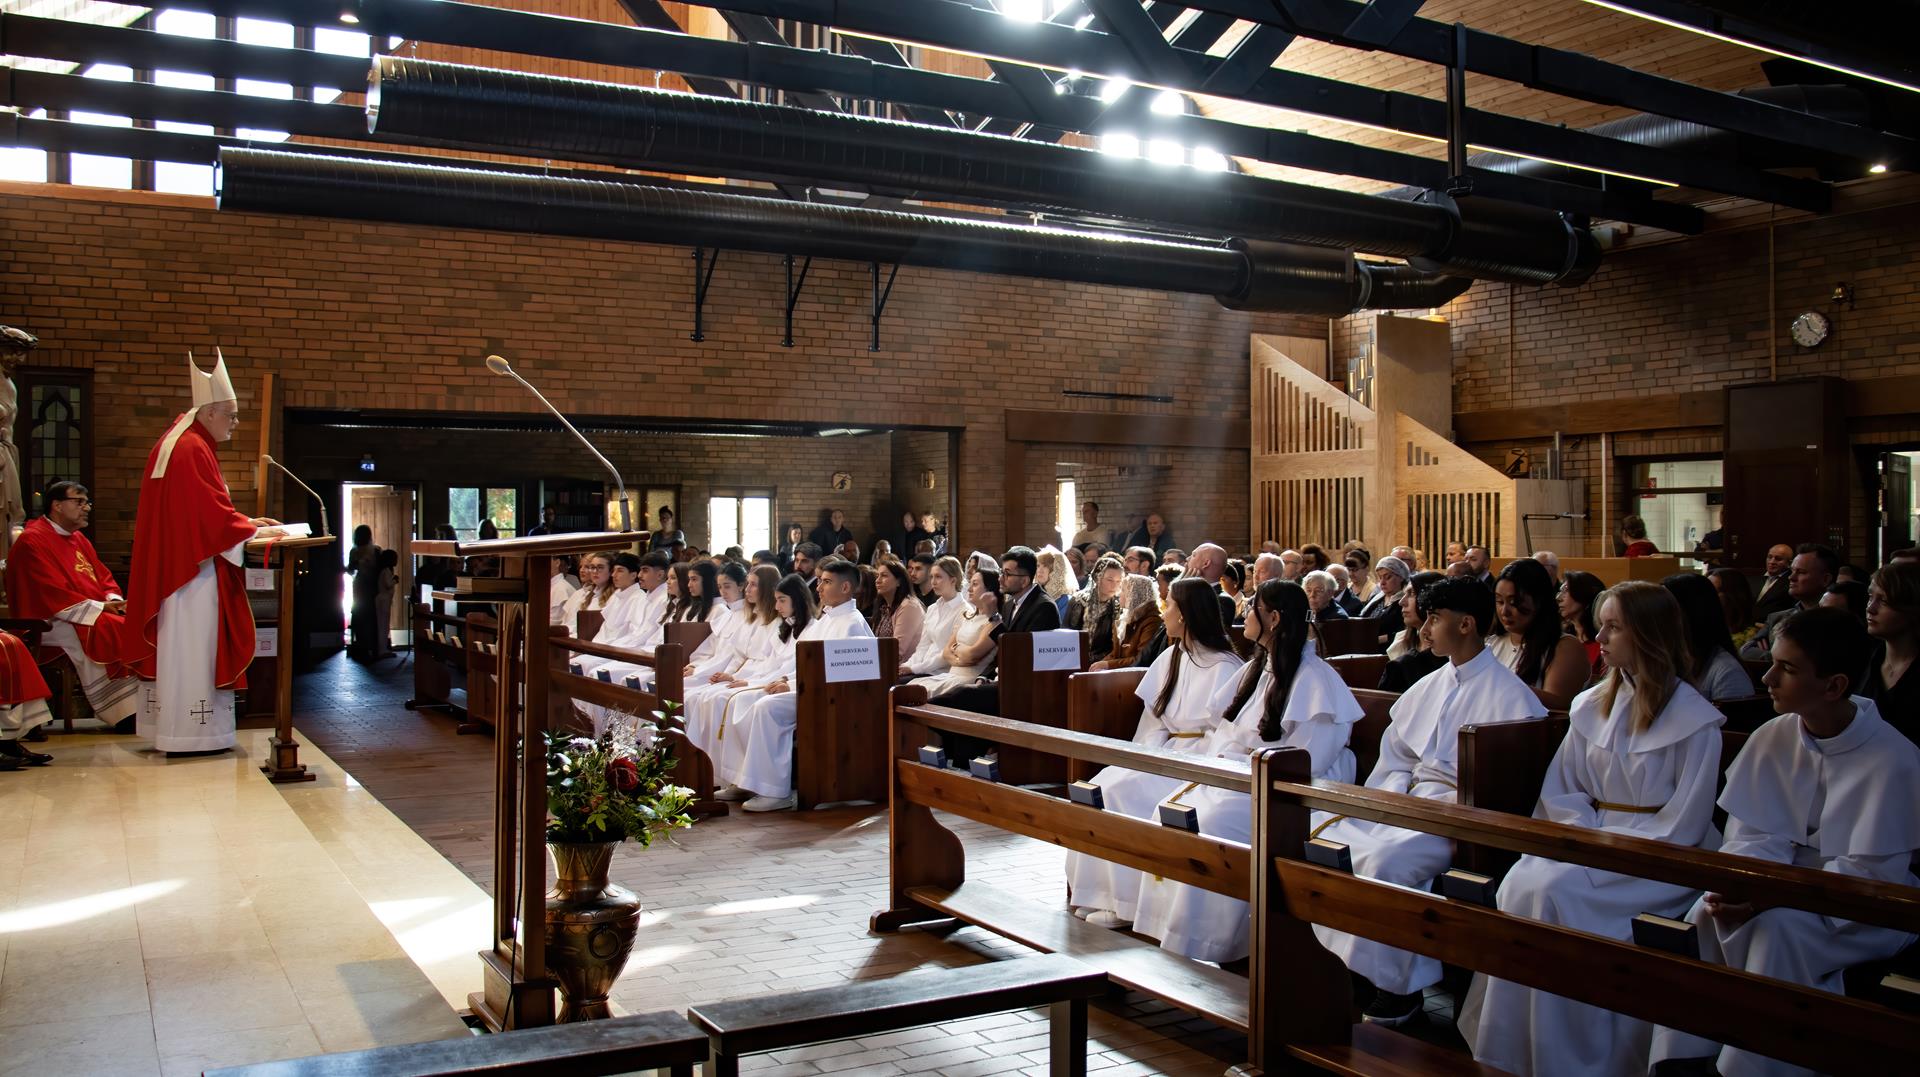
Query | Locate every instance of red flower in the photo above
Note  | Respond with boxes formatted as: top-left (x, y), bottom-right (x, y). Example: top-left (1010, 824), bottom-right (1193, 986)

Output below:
top-left (605, 757), bottom-right (642, 795)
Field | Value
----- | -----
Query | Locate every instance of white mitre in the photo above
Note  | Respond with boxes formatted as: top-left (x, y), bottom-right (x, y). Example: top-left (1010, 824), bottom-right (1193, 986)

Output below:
top-left (153, 348), bottom-right (238, 478)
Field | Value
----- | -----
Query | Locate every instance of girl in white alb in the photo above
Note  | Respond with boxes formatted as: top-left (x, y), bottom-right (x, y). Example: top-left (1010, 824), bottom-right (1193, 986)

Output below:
top-left (705, 575), bottom-right (815, 794)
top-left (681, 566), bottom-right (784, 757)
top-left (1133, 580), bottom-right (1362, 963)
top-left (1065, 578), bottom-right (1245, 928)
top-left (1462, 580), bottom-right (1725, 1077)
top-left (900, 557), bottom-right (971, 680)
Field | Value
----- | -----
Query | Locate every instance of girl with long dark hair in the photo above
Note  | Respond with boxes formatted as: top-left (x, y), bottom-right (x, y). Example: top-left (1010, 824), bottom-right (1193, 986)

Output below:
top-left (1490, 557), bottom-right (1591, 710)
top-left (1662, 572), bottom-right (1750, 701)
top-left (1065, 578), bottom-right (1244, 929)
top-left (1133, 580), bottom-right (1363, 962)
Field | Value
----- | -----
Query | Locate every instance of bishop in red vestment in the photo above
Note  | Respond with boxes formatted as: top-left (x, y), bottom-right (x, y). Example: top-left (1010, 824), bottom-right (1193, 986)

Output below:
top-left (4, 480), bottom-right (140, 732)
top-left (120, 352), bottom-right (279, 753)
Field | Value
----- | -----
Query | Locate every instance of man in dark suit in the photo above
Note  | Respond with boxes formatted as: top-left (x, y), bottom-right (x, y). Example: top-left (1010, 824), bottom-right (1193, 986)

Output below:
top-left (1741, 543), bottom-right (1836, 660)
top-left (931, 547), bottom-right (1061, 761)
top-left (1751, 543), bottom-right (1796, 621)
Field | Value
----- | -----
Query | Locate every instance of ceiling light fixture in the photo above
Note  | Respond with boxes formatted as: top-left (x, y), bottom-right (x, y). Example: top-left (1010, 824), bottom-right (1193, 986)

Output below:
top-left (1870, 162), bottom-right (1890, 174)
top-left (1151, 89), bottom-right (1185, 115)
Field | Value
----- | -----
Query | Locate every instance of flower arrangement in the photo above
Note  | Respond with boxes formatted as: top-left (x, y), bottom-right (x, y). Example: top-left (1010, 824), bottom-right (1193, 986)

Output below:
top-left (545, 706), bottom-right (695, 845)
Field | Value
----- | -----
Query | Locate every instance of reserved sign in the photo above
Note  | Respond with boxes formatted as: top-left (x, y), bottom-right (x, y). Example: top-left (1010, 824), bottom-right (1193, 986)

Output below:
top-left (1031, 629), bottom-right (1082, 672)
top-left (254, 627), bottom-right (278, 657)
top-left (822, 637), bottom-right (882, 683)
top-left (246, 568), bottom-right (275, 591)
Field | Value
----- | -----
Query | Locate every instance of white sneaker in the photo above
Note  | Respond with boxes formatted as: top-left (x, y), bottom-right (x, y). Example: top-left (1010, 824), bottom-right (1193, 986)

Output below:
top-left (1086, 910), bottom-right (1132, 929)
top-left (714, 784), bottom-right (752, 802)
top-left (743, 792), bottom-right (799, 813)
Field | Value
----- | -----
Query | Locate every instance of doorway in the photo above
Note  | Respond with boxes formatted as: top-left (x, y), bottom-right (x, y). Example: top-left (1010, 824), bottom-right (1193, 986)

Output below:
top-left (340, 483), bottom-right (418, 652)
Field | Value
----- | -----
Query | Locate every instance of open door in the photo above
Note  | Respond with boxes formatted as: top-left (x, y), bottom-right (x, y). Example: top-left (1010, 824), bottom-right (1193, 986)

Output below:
top-left (1882, 453), bottom-right (1913, 564)
top-left (349, 485), bottom-right (418, 647)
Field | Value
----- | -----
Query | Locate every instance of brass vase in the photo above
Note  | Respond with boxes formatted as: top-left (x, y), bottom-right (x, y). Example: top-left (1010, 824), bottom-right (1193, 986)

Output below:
top-left (544, 841), bottom-right (642, 1022)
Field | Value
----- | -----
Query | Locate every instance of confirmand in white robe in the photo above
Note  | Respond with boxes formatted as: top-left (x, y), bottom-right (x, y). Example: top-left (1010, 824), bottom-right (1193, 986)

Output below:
top-left (725, 599), bottom-right (874, 799)
top-left (903, 592), bottom-right (971, 676)
top-left (1461, 676), bottom-right (1724, 1077)
top-left (1064, 644), bottom-right (1245, 920)
top-left (682, 617), bottom-right (779, 756)
top-left (548, 573), bottom-right (578, 626)
top-left (570, 581), bottom-right (656, 678)
top-left (138, 536), bottom-right (250, 752)
top-left (1133, 649), bottom-right (1362, 962)
top-left (1312, 646), bottom-right (1547, 994)
top-left (1651, 699), bottom-right (1920, 1077)
top-left (603, 601), bottom-right (739, 695)
top-left (703, 624), bottom-right (797, 783)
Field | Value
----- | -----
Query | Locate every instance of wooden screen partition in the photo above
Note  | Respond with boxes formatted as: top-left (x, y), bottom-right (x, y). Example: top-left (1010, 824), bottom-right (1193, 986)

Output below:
top-left (1396, 412), bottom-right (1517, 559)
top-left (793, 636), bottom-right (900, 809)
top-left (1250, 335), bottom-right (1377, 556)
top-left (996, 631), bottom-right (1088, 786)
top-left (1064, 667), bottom-right (1146, 784)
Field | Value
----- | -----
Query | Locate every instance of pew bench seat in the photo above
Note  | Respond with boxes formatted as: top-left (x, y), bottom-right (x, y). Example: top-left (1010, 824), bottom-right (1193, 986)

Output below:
top-left (203, 1008), bottom-right (706, 1076)
top-left (905, 881), bottom-right (1250, 1034)
top-left (1288, 1023), bottom-right (1516, 1077)
top-left (685, 952), bottom-right (1106, 1076)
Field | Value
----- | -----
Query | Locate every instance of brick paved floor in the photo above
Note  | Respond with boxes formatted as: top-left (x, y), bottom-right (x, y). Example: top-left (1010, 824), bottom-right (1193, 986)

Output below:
top-left (292, 651), bottom-right (1255, 1075)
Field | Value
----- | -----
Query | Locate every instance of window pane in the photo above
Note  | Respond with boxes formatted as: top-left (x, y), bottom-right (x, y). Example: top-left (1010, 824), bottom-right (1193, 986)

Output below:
top-left (742, 497), bottom-right (771, 554)
top-left (0, 148), bottom-right (47, 184)
top-left (73, 64), bottom-right (135, 190)
top-left (154, 161), bottom-right (214, 196)
top-left (155, 70), bottom-right (214, 92)
top-left (236, 18), bottom-right (294, 47)
top-left (1055, 478), bottom-right (1076, 551)
top-left (708, 496), bottom-right (739, 553)
top-left (449, 488), bottom-right (479, 542)
top-left (314, 28), bottom-right (370, 56)
top-left (486, 487), bottom-right (517, 538)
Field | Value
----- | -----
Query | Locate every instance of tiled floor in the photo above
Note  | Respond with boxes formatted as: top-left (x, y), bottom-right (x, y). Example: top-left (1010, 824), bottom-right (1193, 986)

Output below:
top-left (0, 724), bottom-right (468, 1077)
top-left (296, 650), bottom-right (1253, 1075)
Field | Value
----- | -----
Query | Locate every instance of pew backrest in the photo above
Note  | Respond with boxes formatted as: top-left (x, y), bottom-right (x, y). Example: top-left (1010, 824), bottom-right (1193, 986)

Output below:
top-left (1326, 653), bottom-right (1389, 692)
top-left (1349, 689), bottom-right (1397, 781)
top-left (1065, 667), bottom-right (1146, 783)
top-left (996, 630), bottom-right (1088, 786)
top-left (576, 607), bottom-right (605, 644)
top-left (1313, 617), bottom-right (1383, 656)
top-left (794, 635), bottom-right (901, 807)
top-left (1714, 693), bottom-right (1777, 733)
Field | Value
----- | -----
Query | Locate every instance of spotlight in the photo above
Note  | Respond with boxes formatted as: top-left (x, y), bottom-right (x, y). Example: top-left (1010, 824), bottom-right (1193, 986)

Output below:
top-left (1099, 77), bottom-right (1131, 103)
top-left (1099, 132), bottom-right (1140, 157)
top-left (1869, 162), bottom-right (1889, 174)
top-left (339, 9), bottom-right (360, 24)
top-left (1147, 139), bottom-right (1185, 166)
top-left (1191, 147), bottom-right (1229, 172)
top-left (1002, 0), bottom-right (1043, 20)
top-left (1151, 90), bottom-right (1185, 115)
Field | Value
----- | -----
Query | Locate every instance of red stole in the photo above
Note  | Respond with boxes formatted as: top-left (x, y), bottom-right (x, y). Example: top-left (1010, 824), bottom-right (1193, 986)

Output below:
top-left (121, 419), bottom-right (258, 688)
top-left (4, 517), bottom-right (130, 671)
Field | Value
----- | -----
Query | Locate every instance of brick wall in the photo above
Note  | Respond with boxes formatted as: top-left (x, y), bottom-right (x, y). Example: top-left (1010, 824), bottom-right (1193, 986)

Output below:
top-left (0, 184), bottom-right (1309, 568)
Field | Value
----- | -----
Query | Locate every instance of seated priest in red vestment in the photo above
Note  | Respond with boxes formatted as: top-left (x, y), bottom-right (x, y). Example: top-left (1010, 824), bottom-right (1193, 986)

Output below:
top-left (0, 626), bottom-right (53, 767)
top-left (119, 350), bottom-right (281, 755)
top-left (4, 479), bottom-right (140, 733)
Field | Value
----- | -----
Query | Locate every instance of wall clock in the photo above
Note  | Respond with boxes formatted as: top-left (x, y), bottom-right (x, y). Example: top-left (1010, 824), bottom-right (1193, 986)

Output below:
top-left (1790, 310), bottom-right (1831, 348)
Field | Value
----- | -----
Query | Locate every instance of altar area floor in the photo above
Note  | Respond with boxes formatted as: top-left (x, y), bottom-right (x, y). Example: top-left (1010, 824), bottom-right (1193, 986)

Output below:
top-left (0, 654), bottom-right (1246, 1076)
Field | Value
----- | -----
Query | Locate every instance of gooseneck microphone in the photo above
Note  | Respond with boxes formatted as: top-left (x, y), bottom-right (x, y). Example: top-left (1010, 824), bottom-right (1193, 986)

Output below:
top-left (485, 354), bottom-right (631, 532)
top-left (261, 454), bottom-right (330, 539)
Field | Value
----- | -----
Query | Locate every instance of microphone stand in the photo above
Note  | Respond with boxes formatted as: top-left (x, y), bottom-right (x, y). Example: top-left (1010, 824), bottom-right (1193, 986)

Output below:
top-left (262, 454), bottom-right (329, 539)
top-left (486, 355), bottom-right (630, 532)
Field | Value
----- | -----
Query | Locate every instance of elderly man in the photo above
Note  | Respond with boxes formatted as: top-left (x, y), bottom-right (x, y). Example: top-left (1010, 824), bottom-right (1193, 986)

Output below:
top-left (1280, 549), bottom-right (1304, 581)
top-left (1751, 543), bottom-right (1797, 620)
top-left (1391, 545), bottom-right (1420, 571)
top-left (1329, 563), bottom-right (1364, 616)
top-left (1741, 544), bottom-right (1837, 661)
top-left (1302, 570), bottom-right (1349, 621)
top-left (1183, 543), bottom-right (1238, 627)
top-left (1251, 552), bottom-right (1285, 588)
top-left (1532, 550), bottom-right (1561, 584)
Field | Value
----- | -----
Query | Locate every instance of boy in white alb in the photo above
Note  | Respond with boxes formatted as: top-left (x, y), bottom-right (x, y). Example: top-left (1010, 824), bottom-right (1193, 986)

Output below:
top-left (1652, 607), bottom-right (1920, 1077)
top-left (1311, 576), bottom-right (1547, 1025)
top-left (724, 559), bottom-right (873, 812)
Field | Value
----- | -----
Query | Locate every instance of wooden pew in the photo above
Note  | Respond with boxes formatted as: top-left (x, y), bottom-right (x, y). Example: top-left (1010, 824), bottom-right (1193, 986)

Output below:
top-left (1349, 688), bottom-right (1397, 783)
top-left (1248, 748), bottom-right (1920, 1077)
top-left (686, 953), bottom-right (1105, 1077)
top-left (404, 604), bottom-right (468, 718)
top-left (1064, 667), bottom-right (1145, 784)
top-left (1715, 693), bottom-right (1778, 733)
top-left (462, 612), bottom-right (511, 736)
top-left (1313, 617), bottom-right (1383, 656)
top-left (997, 631), bottom-right (1089, 786)
top-left (548, 628), bottom-right (725, 819)
top-left (1325, 653), bottom-right (1388, 692)
top-left (205, 1009), bottom-right (706, 1076)
top-left (793, 636), bottom-right (901, 808)
top-left (873, 687), bottom-right (1258, 1036)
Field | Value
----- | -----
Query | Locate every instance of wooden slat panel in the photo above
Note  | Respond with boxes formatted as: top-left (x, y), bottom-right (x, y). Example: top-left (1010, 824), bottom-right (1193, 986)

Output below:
top-left (897, 706), bottom-right (1253, 793)
top-left (1278, 860), bottom-right (1916, 1077)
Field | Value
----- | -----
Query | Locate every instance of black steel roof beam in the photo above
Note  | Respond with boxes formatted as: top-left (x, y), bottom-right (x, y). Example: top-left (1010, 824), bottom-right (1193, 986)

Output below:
top-left (1082, 0), bottom-right (1186, 86)
top-left (694, 0), bottom-right (1829, 208)
top-left (1585, 1), bottom-right (1920, 98)
top-left (0, 13), bottom-right (368, 88)
top-left (1340, 0), bottom-right (1426, 48)
top-left (3, 69), bottom-right (369, 139)
top-left (1181, 0), bottom-right (1915, 168)
top-left (716, 11), bottom-right (846, 112)
top-left (1201, 22), bottom-right (1295, 97)
top-left (612, 0), bottom-right (748, 99)
top-left (831, 37), bottom-right (960, 125)
top-left (342, 0), bottom-right (1697, 231)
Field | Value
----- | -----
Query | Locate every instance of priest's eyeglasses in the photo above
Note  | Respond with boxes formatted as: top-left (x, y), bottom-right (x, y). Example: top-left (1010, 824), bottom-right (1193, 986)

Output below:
top-left (57, 496), bottom-right (92, 507)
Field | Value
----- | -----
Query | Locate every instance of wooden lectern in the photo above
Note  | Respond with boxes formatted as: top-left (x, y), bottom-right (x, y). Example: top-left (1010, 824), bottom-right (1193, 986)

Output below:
top-left (414, 530), bottom-right (639, 1033)
top-left (249, 534), bottom-right (334, 784)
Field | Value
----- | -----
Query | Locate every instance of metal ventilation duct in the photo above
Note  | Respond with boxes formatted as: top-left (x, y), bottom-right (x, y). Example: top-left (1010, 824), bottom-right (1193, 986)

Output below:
top-left (363, 58), bottom-right (1598, 288)
top-left (213, 148), bottom-right (1471, 316)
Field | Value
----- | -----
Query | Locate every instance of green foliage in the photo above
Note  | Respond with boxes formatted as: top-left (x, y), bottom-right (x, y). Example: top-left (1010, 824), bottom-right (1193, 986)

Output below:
top-left (545, 702), bottom-right (695, 845)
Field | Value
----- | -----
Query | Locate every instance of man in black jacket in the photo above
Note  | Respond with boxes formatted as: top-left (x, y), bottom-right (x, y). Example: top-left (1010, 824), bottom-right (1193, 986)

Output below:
top-left (930, 546), bottom-right (1061, 760)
